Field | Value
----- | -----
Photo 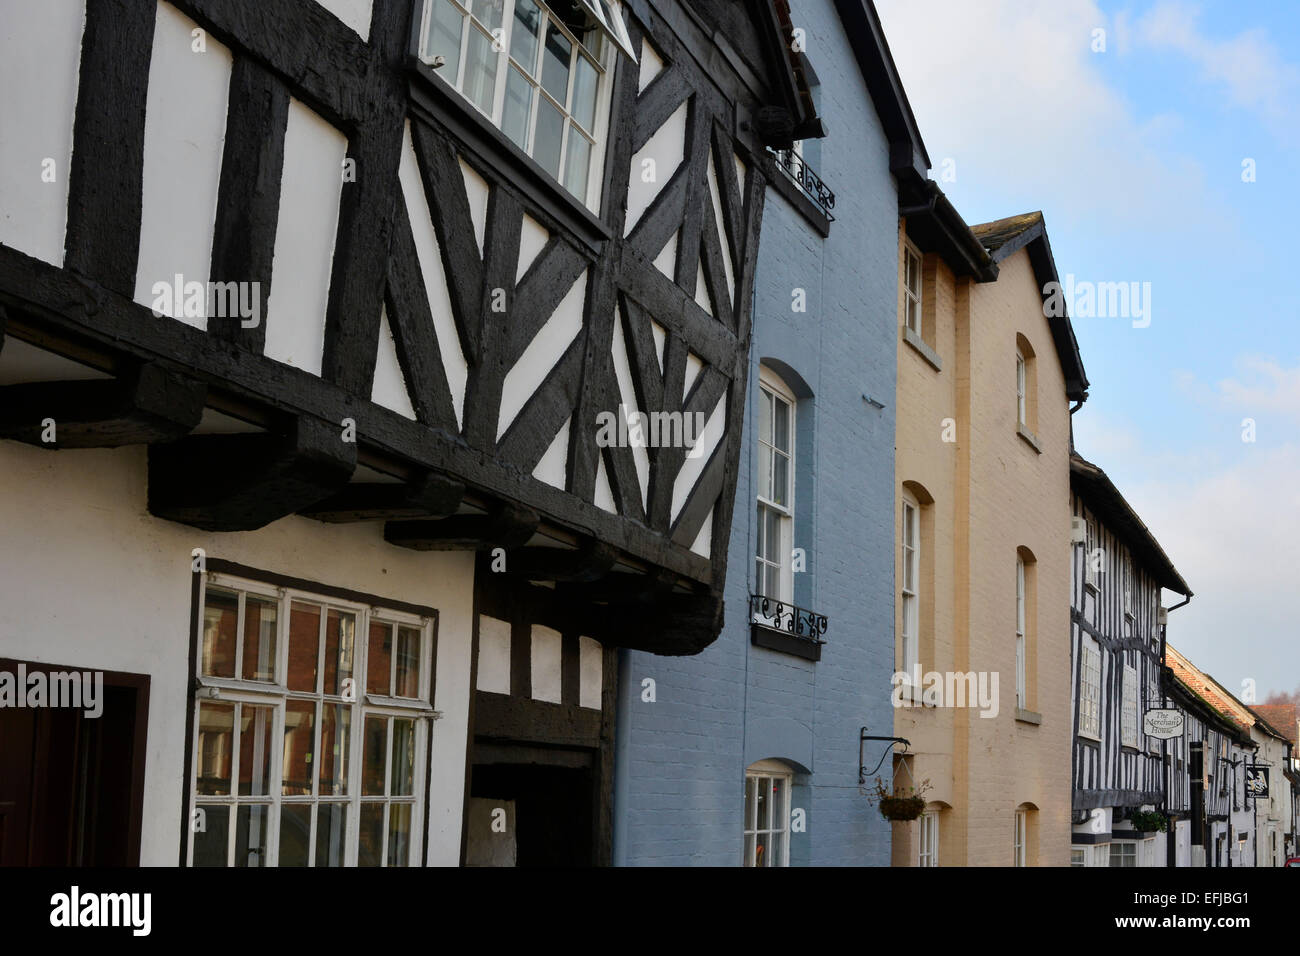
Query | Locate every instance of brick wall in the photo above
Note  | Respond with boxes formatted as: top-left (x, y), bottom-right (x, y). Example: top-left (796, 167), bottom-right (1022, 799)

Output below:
top-left (613, 0), bottom-right (899, 866)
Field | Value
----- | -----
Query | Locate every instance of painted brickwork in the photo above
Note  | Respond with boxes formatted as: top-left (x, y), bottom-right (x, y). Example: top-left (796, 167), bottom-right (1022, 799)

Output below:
top-left (612, 0), bottom-right (899, 866)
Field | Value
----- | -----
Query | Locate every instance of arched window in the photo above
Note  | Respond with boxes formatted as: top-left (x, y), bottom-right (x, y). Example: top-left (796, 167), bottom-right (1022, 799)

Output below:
top-left (1015, 333), bottom-right (1038, 435)
top-left (756, 367), bottom-right (796, 603)
top-left (1014, 803), bottom-right (1039, 866)
top-left (743, 759), bottom-right (793, 867)
top-left (900, 481), bottom-right (935, 680)
top-left (1016, 546), bottom-right (1037, 713)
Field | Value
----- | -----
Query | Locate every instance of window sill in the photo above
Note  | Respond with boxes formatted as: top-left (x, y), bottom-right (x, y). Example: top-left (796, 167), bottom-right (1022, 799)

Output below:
top-left (1015, 708), bottom-right (1042, 725)
top-left (405, 56), bottom-right (612, 255)
top-left (762, 153), bottom-right (831, 238)
top-left (1078, 732), bottom-right (1101, 743)
top-left (903, 326), bottom-right (942, 371)
top-left (1016, 423), bottom-right (1042, 454)
top-left (750, 621), bottom-right (823, 661)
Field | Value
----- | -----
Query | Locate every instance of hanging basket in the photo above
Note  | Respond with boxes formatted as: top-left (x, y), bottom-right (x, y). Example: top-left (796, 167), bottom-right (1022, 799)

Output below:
top-left (878, 794), bottom-right (927, 822)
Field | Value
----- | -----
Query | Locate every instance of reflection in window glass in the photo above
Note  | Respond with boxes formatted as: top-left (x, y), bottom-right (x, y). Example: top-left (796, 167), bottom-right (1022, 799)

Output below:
top-left (316, 802), bottom-right (348, 867)
top-left (234, 805), bottom-right (269, 867)
top-left (282, 700), bottom-right (316, 796)
top-left (197, 701), bottom-right (234, 795)
top-left (541, 26), bottom-right (572, 101)
top-left (533, 97), bottom-right (564, 179)
top-left (358, 804), bottom-right (385, 867)
top-left (463, 27), bottom-right (499, 115)
top-left (242, 597), bottom-right (277, 682)
top-left (192, 806), bottom-right (229, 867)
top-left (363, 716), bottom-right (388, 796)
top-left (238, 704), bottom-right (274, 797)
top-left (202, 589), bottom-right (238, 678)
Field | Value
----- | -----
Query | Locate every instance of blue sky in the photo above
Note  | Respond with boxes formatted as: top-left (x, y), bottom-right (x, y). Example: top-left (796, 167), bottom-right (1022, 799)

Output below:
top-left (874, 0), bottom-right (1300, 700)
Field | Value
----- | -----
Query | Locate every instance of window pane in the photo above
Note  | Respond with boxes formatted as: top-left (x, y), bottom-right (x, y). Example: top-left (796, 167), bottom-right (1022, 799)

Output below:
top-left (196, 701), bottom-right (234, 795)
top-left (745, 777), bottom-right (756, 830)
top-left (759, 390), bottom-right (772, 445)
top-left (287, 602), bottom-right (320, 693)
top-left (426, 0), bottom-right (465, 79)
top-left (533, 96), bottom-right (564, 178)
top-left (192, 805), bottom-right (229, 866)
top-left (756, 831), bottom-right (769, 867)
top-left (318, 704), bottom-right (351, 796)
top-left (772, 777), bottom-right (786, 831)
top-left (757, 444), bottom-right (772, 500)
top-left (391, 718), bottom-right (416, 796)
top-left (772, 453), bottom-right (789, 507)
top-left (757, 776), bottom-right (770, 831)
top-left (743, 832), bottom-right (755, 866)
top-left (238, 704), bottom-right (275, 797)
top-left (502, 66), bottom-right (533, 149)
top-left (571, 54), bottom-right (599, 131)
top-left (395, 626), bottom-right (422, 698)
top-left (242, 596), bottom-right (277, 682)
top-left (358, 804), bottom-right (385, 866)
top-left (763, 508), bottom-right (781, 564)
top-left (387, 804), bottom-right (412, 866)
top-left (509, 0), bottom-right (541, 67)
top-left (540, 25), bottom-right (571, 101)
top-left (234, 805), bottom-right (270, 868)
top-left (278, 805), bottom-right (311, 867)
top-left (282, 700), bottom-right (316, 796)
top-left (464, 27), bottom-right (499, 116)
top-left (564, 128), bottom-right (591, 199)
top-left (316, 803), bottom-right (348, 867)
top-left (363, 716), bottom-right (388, 796)
top-left (470, 0), bottom-right (503, 31)
top-left (774, 398), bottom-right (790, 453)
top-left (323, 609), bottom-right (355, 697)
top-left (367, 621), bottom-right (392, 696)
top-left (201, 588), bottom-right (238, 678)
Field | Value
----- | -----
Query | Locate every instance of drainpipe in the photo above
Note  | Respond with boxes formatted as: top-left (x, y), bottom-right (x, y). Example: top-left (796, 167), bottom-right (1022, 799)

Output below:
top-left (1158, 592), bottom-right (1192, 865)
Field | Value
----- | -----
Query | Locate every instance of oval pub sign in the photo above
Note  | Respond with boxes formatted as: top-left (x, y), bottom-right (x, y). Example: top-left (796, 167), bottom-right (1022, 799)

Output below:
top-left (1143, 708), bottom-right (1185, 739)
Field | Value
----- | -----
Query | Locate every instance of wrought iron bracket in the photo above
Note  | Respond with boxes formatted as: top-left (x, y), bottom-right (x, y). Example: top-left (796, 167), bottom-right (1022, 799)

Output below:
top-left (859, 728), bottom-right (911, 785)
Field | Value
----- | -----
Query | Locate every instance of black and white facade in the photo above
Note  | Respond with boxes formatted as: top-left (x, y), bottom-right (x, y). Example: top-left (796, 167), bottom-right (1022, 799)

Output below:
top-left (0, 0), bottom-right (814, 865)
top-left (1068, 453), bottom-right (1191, 867)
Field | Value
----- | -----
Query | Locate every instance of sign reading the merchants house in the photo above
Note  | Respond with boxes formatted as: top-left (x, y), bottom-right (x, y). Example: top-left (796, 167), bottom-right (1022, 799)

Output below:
top-left (1141, 708), bottom-right (1185, 740)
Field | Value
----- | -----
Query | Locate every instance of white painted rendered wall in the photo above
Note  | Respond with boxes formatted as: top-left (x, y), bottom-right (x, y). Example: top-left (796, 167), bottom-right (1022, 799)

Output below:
top-left (0, 440), bottom-right (475, 866)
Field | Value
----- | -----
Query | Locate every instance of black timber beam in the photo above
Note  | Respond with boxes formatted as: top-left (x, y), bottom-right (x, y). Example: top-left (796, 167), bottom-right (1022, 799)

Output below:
top-left (301, 472), bottom-right (464, 523)
top-left (506, 539), bottom-right (618, 583)
top-left (148, 416), bottom-right (355, 531)
top-left (385, 501), bottom-right (539, 551)
top-left (0, 362), bottom-right (206, 448)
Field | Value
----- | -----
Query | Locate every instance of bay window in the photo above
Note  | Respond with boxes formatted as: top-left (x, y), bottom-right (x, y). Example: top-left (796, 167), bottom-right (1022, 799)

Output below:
top-left (188, 573), bottom-right (436, 867)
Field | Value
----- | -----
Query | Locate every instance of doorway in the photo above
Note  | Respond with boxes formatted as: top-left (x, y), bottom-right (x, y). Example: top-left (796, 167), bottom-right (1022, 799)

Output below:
top-left (0, 661), bottom-right (149, 865)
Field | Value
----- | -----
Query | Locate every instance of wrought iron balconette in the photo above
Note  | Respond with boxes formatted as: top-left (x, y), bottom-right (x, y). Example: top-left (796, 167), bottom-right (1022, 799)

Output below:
top-left (770, 148), bottom-right (836, 222)
top-left (749, 594), bottom-right (828, 661)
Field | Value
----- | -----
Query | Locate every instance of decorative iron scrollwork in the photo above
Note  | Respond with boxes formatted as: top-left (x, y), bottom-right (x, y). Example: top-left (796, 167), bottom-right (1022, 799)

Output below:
top-left (770, 148), bottom-right (836, 222)
top-left (750, 594), bottom-right (829, 643)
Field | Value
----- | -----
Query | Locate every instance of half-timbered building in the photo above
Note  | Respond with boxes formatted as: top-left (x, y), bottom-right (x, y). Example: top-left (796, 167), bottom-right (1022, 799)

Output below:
top-left (0, 0), bottom-right (811, 866)
top-left (1163, 647), bottom-right (1257, 867)
top-left (1068, 453), bottom-right (1192, 866)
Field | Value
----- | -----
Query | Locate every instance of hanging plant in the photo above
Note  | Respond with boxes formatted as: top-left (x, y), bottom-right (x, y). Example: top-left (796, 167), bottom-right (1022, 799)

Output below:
top-left (1128, 809), bottom-right (1168, 833)
top-left (870, 777), bottom-right (933, 822)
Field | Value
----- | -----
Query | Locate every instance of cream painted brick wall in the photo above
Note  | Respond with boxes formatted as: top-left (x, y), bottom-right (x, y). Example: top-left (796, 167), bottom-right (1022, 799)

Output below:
top-left (895, 229), bottom-right (1073, 866)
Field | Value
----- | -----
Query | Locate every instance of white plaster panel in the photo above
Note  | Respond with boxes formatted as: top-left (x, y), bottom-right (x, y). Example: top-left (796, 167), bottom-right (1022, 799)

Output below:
top-left (530, 624), bottom-right (563, 704)
top-left (0, 0), bottom-right (84, 266)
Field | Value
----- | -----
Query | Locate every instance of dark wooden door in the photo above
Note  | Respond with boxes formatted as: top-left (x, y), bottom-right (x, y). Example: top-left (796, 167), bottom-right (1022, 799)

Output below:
top-left (0, 662), bottom-right (149, 866)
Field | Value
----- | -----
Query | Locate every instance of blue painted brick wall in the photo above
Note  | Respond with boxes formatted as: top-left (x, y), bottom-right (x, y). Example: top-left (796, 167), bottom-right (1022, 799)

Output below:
top-left (612, 0), bottom-right (899, 866)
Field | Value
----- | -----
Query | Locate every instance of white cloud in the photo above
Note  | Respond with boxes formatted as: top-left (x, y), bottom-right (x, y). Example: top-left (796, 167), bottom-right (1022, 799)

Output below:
top-left (1134, 1), bottom-right (1300, 139)
top-left (874, 0), bottom-right (1224, 232)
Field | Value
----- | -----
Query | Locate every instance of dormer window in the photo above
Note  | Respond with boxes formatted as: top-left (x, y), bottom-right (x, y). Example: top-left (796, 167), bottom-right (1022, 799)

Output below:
top-left (420, 0), bottom-right (634, 207)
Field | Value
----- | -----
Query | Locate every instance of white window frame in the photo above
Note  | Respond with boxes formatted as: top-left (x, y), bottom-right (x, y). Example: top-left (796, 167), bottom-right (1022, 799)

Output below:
top-left (1109, 841), bottom-right (1137, 867)
top-left (900, 496), bottom-right (920, 678)
top-left (1016, 556), bottom-right (1026, 710)
top-left (1122, 663), bottom-right (1139, 748)
top-left (1080, 636), bottom-right (1102, 740)
top-left (903, 242), bottom-right (922, 337)
top-left (755, 368), bottom-right (796, 611)
top-left (919, 809), bottom-right (939, 867)
top-left (1014, 809), bottom-right (1028, 866)
top-left (1084, 518), bottom-right (1099, 592)
top-left (186, 573), bottom-right (437, 868)
top-left (743, 761), bottom-right (792, 867)
top-left (419, 0), bottom-right (619, 210)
